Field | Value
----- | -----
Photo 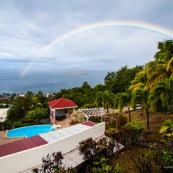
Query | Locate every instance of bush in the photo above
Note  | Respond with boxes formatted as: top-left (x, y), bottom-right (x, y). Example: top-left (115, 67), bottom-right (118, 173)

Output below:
top-left (105, 113), bottom-right (127, 129)
top-left (33, 152), bottom-right (66, 173)
top-left (150, 143), bottom-right (173, 173)
top-left (89, 116), bottom-right (101, 123)
top-left (105, 127), bottom-right (132, 146)
top-left (105, 128), bottom-right (119, 140)
top-left (130, 152), bottom-right (152, 173)
top-left (91, 157), bottom-right (112, 173)
top-left (82, 103), bottom-right (97, 108)
top-left (105, 121), bottom-right (144, 145)
top-left (79, 137), bottom-right (115, 161)
top-left (53, 168), bottom-right (77, 173)
top-left (71, 110), bottom-right (86, 123)
top-left (24, 108), bottom-right (49, 122)
top-left (79, 137), bottom-right (122, 173)
top-left (125, 121), bottom-right (144, 144)
top-left (112, 163), bottom-right (124, 173)
top-left (159, 119), bottom-right (173, 142)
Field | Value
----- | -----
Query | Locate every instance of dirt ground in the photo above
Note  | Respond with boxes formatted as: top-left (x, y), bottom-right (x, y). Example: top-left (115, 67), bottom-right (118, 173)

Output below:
top-left (110, 109), bottom-right (173, 173)
top-left (123, 109), bottom-right (173, 132)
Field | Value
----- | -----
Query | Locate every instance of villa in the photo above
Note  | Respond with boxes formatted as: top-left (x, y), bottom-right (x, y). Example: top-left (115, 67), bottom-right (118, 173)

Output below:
top-left (0, 121), bottom-right (108, 173)
top-left (0, 98), bottom-right (124, 173)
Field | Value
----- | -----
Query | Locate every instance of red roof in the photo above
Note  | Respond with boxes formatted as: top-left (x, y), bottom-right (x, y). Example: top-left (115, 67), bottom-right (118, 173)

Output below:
top-left (82, 121), bottom-right (95, 127)
top-left (0, 135), bottom-right (47, 157)
top-left (48, 98), bottom-right (78, 109)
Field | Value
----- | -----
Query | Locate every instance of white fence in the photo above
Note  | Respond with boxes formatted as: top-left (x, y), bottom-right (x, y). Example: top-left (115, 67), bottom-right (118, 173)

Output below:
top-left (0, 122), bottom-right (105, 173)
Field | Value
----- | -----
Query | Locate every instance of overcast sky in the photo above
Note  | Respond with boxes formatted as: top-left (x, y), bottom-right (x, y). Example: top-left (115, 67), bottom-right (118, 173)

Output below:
top-left (0, 0), bottom-right (173, 74)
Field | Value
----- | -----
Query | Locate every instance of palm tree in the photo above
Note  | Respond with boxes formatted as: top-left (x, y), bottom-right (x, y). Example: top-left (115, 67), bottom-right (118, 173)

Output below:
top-left (95, 91), bottom-right (115, 112)
top-left (139, 40), bottom-right (173, 91)
top-left (132, 88), bottom-right (150, 132)
top-left (153, 40), bottom-right (173, 79)
top-left (145, 61), bottom-right (168, 90)
top-left (150, 78), bottom-right (173, 112)
top-left (115, 92), bottom-right (132, 122)
top-left (154, 40), bottom-right (173, 62)
top-left (166, 57), bottom-right (173, 78)
top-left (129, 69), bottom-right (146, 92)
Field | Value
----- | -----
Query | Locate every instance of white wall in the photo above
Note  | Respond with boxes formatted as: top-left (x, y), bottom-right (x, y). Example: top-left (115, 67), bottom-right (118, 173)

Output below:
top-left (0, 122), bottom-right (105, 173)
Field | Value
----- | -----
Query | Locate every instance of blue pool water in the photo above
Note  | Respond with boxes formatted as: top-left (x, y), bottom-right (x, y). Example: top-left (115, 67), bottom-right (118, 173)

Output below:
top-left (7, 124), bottom-right (53, 138)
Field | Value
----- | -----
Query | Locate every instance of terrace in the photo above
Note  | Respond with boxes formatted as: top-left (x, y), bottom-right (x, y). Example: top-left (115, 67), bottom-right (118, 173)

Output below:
top-left (0, 122), bottom-right (109, 173)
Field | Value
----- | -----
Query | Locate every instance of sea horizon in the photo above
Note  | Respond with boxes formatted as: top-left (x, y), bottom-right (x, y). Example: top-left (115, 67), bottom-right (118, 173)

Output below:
top-left (0, 69), bottom-right (109, 94)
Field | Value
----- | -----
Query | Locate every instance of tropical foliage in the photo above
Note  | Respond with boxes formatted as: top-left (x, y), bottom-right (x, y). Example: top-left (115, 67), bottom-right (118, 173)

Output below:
top-left (131, 88), bottom-right (151, 132)
top-left (1, 39), bottom-right (173, 134)
top-left (95, 91), bottom-right (115, 112)
top-left (114, 92), bottom-right (132, 122)
top-left (159, 119), bottom-right (173, 141)
top-left (71, 110), bottom-right (86, 124)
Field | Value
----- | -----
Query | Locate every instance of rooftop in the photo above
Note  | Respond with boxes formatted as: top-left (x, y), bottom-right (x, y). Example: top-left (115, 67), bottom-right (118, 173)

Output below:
top-left (48, 98), bottom-right (78, 109)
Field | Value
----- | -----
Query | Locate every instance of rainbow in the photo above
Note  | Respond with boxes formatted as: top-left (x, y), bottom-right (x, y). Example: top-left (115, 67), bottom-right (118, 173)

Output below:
top-left (21, 20), bottom-right (173, 77)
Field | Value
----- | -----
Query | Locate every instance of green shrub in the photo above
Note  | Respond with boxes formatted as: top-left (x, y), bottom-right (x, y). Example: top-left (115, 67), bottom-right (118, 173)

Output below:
top-left (125, 121), bottom-right (144, 144)
top-left (1, 120), bottom-right (13, 130)
top-left (150, 143), bottom-right (173, 173)
top-left (89, 116), bottom-right (101, 123)
top-left (25, 108), bottom-right (48, 121)
top-left (105, 128), bottom-right (119, 140)
top-left (112, 163), bottom-right (124, 173)
top-left (82, 103), bottom-right (97, 108)
top-left (91, 157), bottom-right (112, 173)
top-left (79, 137), bottom-right (115, 162)
top-left (105, 113), bottom-right (127, 129)
top-left (159, 119), bottom-right (173, 142)
top-left (33, 152), bottom-right (64, 173)
top-left (71, 110), bottom-right (86, 124)
top-left (130, 152), bottom-right (152, 173)
top-left (105, 121), bottom-right (144, 145)
top-left (53, 168), bottom-right (77, 173)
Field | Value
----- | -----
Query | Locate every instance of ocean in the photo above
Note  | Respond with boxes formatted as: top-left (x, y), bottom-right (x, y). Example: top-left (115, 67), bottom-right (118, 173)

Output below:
top-left (0, 70), bottom-right (108, 94)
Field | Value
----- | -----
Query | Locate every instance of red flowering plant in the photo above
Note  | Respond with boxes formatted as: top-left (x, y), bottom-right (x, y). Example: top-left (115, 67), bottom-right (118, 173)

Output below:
top-left (105, 121), bottom-right (144, 146)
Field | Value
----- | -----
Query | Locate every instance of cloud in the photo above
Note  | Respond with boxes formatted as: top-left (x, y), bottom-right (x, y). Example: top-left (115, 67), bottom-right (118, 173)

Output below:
top-left (0, 0), bottom-right (172, 73)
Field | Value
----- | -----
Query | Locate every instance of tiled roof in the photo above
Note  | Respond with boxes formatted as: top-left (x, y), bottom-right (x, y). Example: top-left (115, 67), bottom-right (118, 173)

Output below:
top-left (82, 121), bottom-right (95, 126)
top-left (48, 98), bottom-right (78, 109)
top-left (0, 135), bottom-right (47, 157)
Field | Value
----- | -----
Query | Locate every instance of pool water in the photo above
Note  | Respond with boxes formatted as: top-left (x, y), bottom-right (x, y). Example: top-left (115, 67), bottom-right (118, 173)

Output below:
top-left (6, 124), bottom-right (53, 138)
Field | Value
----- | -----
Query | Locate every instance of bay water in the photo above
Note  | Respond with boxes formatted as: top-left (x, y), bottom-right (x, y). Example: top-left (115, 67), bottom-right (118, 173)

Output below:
top-left (0, 70), bottom-right (108, 94)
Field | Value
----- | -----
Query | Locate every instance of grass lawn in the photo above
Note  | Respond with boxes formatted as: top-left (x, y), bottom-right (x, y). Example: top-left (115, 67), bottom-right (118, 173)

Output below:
top-left (110, 109), bottom-right (173, 173)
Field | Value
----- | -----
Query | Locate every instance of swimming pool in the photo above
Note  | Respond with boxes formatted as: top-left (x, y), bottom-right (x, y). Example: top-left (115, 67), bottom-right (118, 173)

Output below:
top-left (6, 124), bottom-right (53, 138)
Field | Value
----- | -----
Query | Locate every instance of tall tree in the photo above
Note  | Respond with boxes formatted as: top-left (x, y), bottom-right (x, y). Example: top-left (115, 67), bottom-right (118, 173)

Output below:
top-left (150, 78), bottom-right (173, 112)
top-left (95, 91), bottom-right (115, 112)
top-left (115, 92), bottom-right (132, 122)
top-left (154, 40), bottom-right (173, 62)
top-left (166, 57), bottom-right (173, 78)
top-left (104, 65), bottom-right (143, 93)
top-left (132, 88), bottom-right (150, 132)
top-left (129, 69), bottom-right (147, 92)
top-left (145, 61), bottom-right (168, 90)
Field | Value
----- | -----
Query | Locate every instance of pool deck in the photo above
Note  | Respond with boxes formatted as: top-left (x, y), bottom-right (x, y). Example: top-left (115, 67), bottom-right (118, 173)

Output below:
top-left (0, 116), bottom-right (72, 145)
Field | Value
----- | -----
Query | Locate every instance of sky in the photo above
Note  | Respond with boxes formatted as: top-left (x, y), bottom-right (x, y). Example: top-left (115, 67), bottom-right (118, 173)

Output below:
top-left (0, 0), bottom-right (173, 75)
